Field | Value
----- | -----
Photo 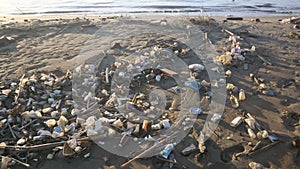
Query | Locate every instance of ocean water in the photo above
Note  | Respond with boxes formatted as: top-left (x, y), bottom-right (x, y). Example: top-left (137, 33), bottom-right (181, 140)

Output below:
top-left (0, 0), bottom-right (299, 16)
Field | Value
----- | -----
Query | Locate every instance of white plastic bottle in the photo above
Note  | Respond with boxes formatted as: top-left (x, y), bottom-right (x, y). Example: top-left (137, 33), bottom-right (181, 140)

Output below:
top-left (230, 95), bottom-right (239, 108)
top-left (239, 89), bottom-right (246, 101)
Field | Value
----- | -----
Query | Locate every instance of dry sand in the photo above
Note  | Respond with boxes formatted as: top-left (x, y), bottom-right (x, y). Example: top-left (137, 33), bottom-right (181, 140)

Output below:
top-left (0, 14), bottom-right (300, 169)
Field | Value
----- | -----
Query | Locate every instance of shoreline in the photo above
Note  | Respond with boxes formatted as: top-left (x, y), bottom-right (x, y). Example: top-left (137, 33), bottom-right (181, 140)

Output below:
top-left (1, 7), bottom-right (300, 18)
top-left (0, 10), bottom-right (300, 18)
top-left (1, 14), bottom-right (298, 24)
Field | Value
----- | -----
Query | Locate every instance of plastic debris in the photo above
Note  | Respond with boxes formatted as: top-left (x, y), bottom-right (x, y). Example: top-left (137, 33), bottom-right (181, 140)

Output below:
top-left (230, 95), bottom-right (239, 108)
top-left (230, 116), bottom-right (243, 127)
top-left (211, 114), bottom-right (222, 123)
top-left (246, 125), bottom-right (256, 139)
top-left (239, 89), bottom-right (246, 101)
top-left (249, 161), bottom-right (264, 169)
top-left (181, 143), bottom-right (197, 156)
top-left (190, 108), bottom-right (202, 115)
top-left (184, 80), bottom-right (201, 90)
top-left (160, 144), bottom-right (174, 159)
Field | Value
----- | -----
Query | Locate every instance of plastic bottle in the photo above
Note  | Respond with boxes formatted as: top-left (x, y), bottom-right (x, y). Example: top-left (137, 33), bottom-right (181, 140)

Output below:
top-left (160, 143), bottom-right (174, 159)
top-left (161, 119), bottom-right (170, 129)
top-left (239, 89), bottom-right (246, 101)
top-left (245, 118), bottom-right (255, 129)
top-left (190, 108), bottom-right (202, 115)
top-left (155, 75), bottom-right (161, 82)
top-left (230, 116), bottom-right (243, 127)
top-left (249, 161), bottom-right (264, 169)
top-left (211, 114), bottom-right (222, 123)
top-left (261, 130), bottom-right (269, 139)
top-left (142, 120), bottom-right (149, 131)
top-left (230, 95), bottom-right (239, 108)
top-left (246, 125), bottom-right (256, 139)
top-left (151, 123), bottom-right (161, 130)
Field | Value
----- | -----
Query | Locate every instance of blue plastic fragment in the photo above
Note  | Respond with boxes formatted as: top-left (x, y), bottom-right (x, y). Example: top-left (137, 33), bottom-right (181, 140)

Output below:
top-left (184, 80), bottom-right (201, 90)
top-left (268, 135), bottom-right (279, 142)
top-left (191, 108), bottom-right (202, 115)
top-left (54, 126), bottom-right (62, 133)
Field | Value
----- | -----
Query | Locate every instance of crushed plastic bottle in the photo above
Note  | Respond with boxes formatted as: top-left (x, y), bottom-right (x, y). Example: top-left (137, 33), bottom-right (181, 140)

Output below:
top-left (245, 118), bottom-right (255, 130)
top-left (230, 116), bottom-right (243, 127)
top-left (184, 80), bottom-right (201, 90)
top-left (188, 64), bottom-right (204, 72)
top-left (230, 95), bottom-right (239, 108)
top-left (160, 143), bottom-right (174, 159)
top-left (211, 114), bottom-right (222, 123)
top-left (190, 108), bottom-right (202, 115)
top-left (161, 119), bottom-right (170, 129)
top-left (257, 130), bottom-right (269, 139)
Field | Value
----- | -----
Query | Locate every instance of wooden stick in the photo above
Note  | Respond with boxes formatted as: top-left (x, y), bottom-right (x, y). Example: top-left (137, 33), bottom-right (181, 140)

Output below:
top-left (1, 155), bottom-right (10, 169)
top-left (156, 156), bottom-right (177, 164)
top-left (223, 29), bottom-right (234, 36)
top-left (15, 74), bottom-right (25, 103)
top-left (248, 141), bottom-right (281, 156)
top-left (105, 67), bottom-right (109, 84)
top-left (234, 149), bottom-right (250, 158)
top-left (0, 155), bottom-right (30, 168)
top-left (20, 119), bottom-right (38, 130)
top-left (251, 141), bottom-right (262, 152)
top-left (270, 130), bottom-right (292, 138)
top-left (7, 123), bottom-right (17, 140)
top-left (0, 137), bottom-right (90, 151)
top-left (257, 55), bottom-right (272, 65)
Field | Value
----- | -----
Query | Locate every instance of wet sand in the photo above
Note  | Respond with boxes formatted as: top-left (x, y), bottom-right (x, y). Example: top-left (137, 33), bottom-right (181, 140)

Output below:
top-left (0, 15), bottom-right (300, 169)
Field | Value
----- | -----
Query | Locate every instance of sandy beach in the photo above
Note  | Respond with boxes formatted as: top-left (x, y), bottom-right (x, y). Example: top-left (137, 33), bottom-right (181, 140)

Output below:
top-left (0, 14), bottom-right (300, 169)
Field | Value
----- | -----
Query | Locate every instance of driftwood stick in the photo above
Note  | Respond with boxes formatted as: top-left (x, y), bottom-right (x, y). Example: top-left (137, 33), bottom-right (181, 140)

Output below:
top-left (248, 141), bottom-right (281, 156)
top-left (251, 141), bottom-right (262, 152)
top-left (234, 148), bottom-right (250, 158)
top-left (7, 123), bottom-right (17, 140)
top-left (0, 137), bottom-right (90, 151)
top-left (1, 155), bottom-right (10, 169)
top-left (15, 74), bottom-right (25, 103)
top-left (223, 29), bottom-right (234, 36)
top-left (0, 155), bottom-right (30, 168)
top-left (20, 119), bottom-right (38, 130)
top-left (270, 130), bottom-right (292, 138)
top-left (156, 156), bottom-right (177, 164)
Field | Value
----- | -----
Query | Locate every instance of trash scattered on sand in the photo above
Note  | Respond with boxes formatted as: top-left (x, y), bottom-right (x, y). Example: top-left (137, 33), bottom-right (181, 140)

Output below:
top-left (1, 15), bottom-right (298, 168)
